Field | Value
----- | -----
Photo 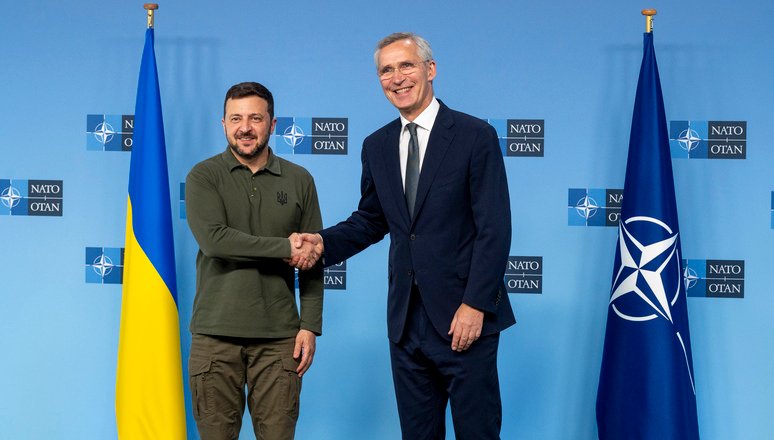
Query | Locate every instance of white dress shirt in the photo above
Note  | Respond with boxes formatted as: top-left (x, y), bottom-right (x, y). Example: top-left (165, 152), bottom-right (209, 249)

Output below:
top-left (399, 97), bottom-right (440, 189)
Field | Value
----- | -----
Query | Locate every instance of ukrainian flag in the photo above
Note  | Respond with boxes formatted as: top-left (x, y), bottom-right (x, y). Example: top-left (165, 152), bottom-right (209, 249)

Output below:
top-left (116, 28), bottom-right (186, 439)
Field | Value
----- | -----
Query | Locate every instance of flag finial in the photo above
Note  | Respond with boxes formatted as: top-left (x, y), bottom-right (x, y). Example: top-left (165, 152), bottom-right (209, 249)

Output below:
top-left (642, 9), bottom-right (657, 33)
top-left (144, 3), bottom-right (158, 29)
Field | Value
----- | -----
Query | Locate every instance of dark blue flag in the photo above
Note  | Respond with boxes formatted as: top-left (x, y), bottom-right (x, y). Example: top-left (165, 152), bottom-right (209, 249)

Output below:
top-left (596, 32), bottom-right (700, 440)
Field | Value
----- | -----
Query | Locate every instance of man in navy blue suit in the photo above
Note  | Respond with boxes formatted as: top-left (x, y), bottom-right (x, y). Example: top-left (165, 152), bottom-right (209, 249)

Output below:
top-left (293, 32), bottom-right (515, 439)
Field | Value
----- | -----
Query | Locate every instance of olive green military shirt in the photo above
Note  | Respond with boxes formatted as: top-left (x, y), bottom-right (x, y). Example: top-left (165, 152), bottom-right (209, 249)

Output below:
top-left (185, 147), bottom-right (323, 338)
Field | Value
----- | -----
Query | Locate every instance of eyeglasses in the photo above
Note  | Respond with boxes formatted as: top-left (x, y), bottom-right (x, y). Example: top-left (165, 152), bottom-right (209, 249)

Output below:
top-left (378, 60), bottom-right (431, 80)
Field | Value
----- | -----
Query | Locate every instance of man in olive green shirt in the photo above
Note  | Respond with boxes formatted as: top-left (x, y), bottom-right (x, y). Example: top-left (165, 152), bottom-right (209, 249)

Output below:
top-left (185, 82), bottom-right (323, 440)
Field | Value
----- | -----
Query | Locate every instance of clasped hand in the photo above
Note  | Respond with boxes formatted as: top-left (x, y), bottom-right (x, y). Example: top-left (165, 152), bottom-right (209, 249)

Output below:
top-left (286, 233), bottom-right (324, 270)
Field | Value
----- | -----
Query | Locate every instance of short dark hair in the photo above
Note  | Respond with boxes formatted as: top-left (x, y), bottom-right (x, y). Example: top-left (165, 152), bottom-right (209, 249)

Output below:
top-left (223, 82), bottom-right (274, 119)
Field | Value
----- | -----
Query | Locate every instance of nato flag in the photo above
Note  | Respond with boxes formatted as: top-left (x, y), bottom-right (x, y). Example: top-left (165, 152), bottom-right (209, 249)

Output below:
top-left (596, 32), bottom-right (700, 440)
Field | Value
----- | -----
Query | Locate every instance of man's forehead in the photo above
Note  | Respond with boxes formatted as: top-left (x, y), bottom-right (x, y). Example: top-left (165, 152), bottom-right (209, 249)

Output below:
top-left (378, 39), bottom-right (419, 63)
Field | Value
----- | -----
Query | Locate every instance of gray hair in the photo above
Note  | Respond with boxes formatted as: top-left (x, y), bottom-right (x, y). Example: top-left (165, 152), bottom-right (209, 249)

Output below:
top-left (373, 32), bottom-right (434, 68)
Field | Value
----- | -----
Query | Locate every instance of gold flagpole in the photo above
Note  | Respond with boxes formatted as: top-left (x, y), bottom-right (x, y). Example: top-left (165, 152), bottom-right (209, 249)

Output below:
top-left (642, 9), bottom-right (656, 33)
top-left (144, 3), bottom-right (158, 29)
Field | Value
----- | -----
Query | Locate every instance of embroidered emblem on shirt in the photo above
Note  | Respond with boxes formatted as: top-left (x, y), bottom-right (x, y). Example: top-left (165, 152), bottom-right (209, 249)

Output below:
top-left (277, 191), bottom-right (288, 206)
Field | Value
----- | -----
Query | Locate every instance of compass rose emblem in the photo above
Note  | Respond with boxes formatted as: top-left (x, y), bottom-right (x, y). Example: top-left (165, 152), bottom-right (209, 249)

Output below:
top-left (1, 185), bottom-right (22, 209)
top-left (609, 215), bottom-right (695, 393)
top-left (677, 127), bottom-right (701, 153)
top-left (575, 195), bottom-right (598, 220)
top-left (282, 124), bottom-right (305, 148)
top-left (92, 254), bottom-right (115, 278)
top-left (93, 121), bottom-right (116, 146)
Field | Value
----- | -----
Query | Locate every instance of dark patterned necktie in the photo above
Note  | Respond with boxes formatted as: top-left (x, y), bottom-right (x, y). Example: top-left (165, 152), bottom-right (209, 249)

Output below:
top-left (405, 122), bottom-right (419, 217)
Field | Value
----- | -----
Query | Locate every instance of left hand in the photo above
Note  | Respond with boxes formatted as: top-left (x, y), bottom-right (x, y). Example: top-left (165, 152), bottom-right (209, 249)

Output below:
top-left (293, 329), bottom-right (316, 377)
top-left (448, 303), bottom-right (484, 352)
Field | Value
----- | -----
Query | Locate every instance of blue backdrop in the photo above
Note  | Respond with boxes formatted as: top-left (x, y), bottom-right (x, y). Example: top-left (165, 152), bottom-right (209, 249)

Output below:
top-left (1, 1), bottom-right (772, 439)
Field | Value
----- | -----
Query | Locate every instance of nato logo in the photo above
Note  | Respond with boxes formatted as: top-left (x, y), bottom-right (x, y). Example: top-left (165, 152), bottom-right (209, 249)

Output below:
top-left (87, 114), bottom-right (134, 151)
top-left (0, 179), bottom-right (63, 216)
top-left (488, 119), bottom-right (544, 157)
top-left (324, 261), bottom-right (347, 290)
top-left (670, 120), bottom-right (746, 159)
top-left (273, 117), bottom-right (348, 155)
top-left (85, 247), bottom-right (124, 284)
top-left (293, 260), bottom-right (347, 290)
top-left (504, 256), bottom-right (542, 294)
top-left (683, 259), bottom-right (744, 298)
top-left (179, 182), bottom-right (187, 220)
top-left (568, 188), bottom-right (622, 226)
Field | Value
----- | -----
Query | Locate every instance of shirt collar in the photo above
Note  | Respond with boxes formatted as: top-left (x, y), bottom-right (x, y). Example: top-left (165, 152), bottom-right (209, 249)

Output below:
top-left (221, 146), bottom-right (282, 175)
top-left (400, 97), bottom-right (440, 132)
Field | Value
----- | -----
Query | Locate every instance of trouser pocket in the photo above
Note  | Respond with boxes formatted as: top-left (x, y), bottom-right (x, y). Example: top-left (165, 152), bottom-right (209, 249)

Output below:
top-left (279, 356), bottom-right (301, 416)
top-left (188, 355), bottom-right (213, 421)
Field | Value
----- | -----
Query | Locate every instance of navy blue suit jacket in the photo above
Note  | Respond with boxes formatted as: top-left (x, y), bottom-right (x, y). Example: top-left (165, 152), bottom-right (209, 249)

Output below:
top-left (320, 101), bottom-right (516, 342)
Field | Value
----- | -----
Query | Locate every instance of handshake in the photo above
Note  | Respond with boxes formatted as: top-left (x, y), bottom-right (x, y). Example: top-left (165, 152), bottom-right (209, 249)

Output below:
top-left (286, 233), bottom-right (324, 270)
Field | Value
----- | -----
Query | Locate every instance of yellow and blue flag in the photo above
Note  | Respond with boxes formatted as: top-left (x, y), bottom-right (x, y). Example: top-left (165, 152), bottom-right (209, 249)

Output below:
top-left (116, 28), bottom-right (186, 439)
top-left (596, 32), bottom-right (700, 439)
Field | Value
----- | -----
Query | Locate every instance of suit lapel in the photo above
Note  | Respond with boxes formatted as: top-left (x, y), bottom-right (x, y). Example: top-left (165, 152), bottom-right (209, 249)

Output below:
top-left (380, 119), bottom-right (412, 225)
top-left (412, 103), bottom-right (455, 223)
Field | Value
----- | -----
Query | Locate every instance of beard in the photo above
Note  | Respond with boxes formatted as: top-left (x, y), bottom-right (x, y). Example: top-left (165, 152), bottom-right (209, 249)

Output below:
top-left (228, 139), bottom-right (267, 160)
top-left (228, 129), bottom-right (268, 160)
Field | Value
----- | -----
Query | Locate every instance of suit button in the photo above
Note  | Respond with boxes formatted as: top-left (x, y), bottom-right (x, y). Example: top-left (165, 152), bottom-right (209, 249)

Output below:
top-left (410, 234), bottom-right (416, 240)
top-left (407, 270), bottom-right (413, 276)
